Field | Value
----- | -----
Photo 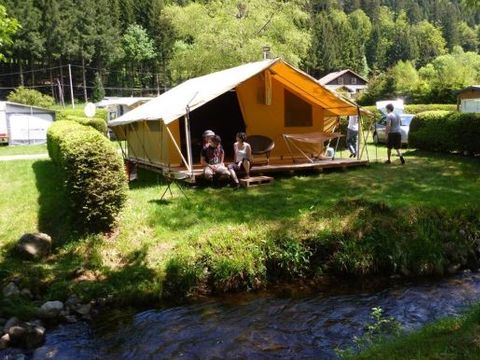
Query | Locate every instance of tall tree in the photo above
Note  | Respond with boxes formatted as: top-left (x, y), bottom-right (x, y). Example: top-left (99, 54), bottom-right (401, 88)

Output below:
top-left (387, 11), bottom-right (418, 67)
top-left (457, 21), bottom-right (479, 51)
top-left (122, 24), bottom-right (156, 88)
top-left (147, 0), bottom-right (175, 90)
top-left (3, 0), bottom-right (44, 85)
top-left (0, 4), bottom-right (19, 62)
top-left (412, 20), bottom-right (447, 68)
top-left (164, 0), bottom-right (311, 83)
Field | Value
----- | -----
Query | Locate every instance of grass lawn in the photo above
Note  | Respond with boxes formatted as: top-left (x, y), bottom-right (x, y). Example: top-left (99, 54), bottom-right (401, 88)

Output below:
top-left (0, 144), bottom-right (47, 156)
top-left (0, 148), bottom-right (479, 315)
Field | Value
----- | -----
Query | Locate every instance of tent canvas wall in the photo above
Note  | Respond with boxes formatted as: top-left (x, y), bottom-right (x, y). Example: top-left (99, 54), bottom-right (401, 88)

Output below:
top-left (109, 58), bottom-right (365, 174)
top-left (0, 102), bottom-right (55, 145)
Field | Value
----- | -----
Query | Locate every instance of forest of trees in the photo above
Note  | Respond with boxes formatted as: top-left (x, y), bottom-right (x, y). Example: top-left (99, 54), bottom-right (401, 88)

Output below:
top-left (0, 0), bottom-right (479, 104)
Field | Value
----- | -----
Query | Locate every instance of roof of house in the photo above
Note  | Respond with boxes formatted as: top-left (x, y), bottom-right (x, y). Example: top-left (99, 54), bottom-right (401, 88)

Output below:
top-left (457, 85), bottom-right (480, 94)
top-left (0, 101), bottom-right (55, 113)
top-left (318, 69), bottom-right (368, 85)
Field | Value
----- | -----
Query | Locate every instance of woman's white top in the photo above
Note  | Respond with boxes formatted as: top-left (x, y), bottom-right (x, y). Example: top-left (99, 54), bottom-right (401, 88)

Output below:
top-left (348, 115), bottom-right (359, 131)
top-left (235, 143), bottom-right (250, 163)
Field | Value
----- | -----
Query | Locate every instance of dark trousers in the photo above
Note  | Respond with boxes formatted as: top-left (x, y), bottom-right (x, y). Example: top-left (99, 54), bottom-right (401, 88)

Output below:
top-left (346, 129), bottom-right (358, 155)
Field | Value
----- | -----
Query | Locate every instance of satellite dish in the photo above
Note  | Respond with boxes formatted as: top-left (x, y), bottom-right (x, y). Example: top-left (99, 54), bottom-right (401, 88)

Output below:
top-left (84, 102), bottom-right (96, 118)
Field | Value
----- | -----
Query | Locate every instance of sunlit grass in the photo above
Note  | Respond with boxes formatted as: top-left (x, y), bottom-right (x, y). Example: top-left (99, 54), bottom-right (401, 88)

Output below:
top-left (0, 150), bottom-right (479, 316)
top-left (0, 144), bottom-right (47, 156)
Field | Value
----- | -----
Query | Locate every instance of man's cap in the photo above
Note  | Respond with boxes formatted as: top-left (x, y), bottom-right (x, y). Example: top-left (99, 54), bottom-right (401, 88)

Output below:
top-left (203, 130), bottom-right (215, 137)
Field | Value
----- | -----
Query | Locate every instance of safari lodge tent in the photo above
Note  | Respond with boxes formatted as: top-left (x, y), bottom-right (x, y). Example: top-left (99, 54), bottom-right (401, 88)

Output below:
top-left (109, 58), bottom-right (368, 181)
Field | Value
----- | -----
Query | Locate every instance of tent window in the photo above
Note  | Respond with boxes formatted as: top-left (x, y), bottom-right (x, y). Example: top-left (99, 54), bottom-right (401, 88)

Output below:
top-left (147, 121), bottom-right (161, 132)
top-left (284, 89), bottom-right (312, 127)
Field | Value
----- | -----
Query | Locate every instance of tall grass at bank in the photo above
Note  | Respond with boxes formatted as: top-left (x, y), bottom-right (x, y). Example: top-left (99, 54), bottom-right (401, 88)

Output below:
top-left (343, 303), bottom-right (480, 359)
top-left (0, 151), bottom-right (479, 317)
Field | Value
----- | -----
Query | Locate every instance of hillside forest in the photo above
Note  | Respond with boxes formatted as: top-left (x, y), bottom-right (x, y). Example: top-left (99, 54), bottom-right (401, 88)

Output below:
top-left (0, 0), bottom-right (479, 104)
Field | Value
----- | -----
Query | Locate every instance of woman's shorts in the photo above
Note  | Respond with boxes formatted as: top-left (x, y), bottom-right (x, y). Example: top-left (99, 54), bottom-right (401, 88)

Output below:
top-left (228, 160), bottom-right (250, 171)
top-left (387, 132), bottom-right (401, 149)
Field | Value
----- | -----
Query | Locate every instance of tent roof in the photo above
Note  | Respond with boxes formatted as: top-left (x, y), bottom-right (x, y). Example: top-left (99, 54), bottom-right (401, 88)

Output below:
top-left (109, 58), bottom-right (364, 127)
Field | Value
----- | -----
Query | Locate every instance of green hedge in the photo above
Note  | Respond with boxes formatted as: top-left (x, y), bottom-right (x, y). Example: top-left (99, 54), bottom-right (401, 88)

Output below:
top-left (362, 104), bottom-right (457, 123)
top-left (405, 104), bottom-right (457, 114)
top-left (47, 120), bottom-right (128, 232)
top-left (61, 115), bottom-right (107, 134)
top-left (56, 107), bottom-right (108, 122)
top-left (409, 111), bottom-right (480, 154)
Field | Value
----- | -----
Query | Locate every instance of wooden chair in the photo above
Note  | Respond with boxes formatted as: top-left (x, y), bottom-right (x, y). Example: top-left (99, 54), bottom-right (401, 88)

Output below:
top-left (248, 135), bottom-right (275, 165)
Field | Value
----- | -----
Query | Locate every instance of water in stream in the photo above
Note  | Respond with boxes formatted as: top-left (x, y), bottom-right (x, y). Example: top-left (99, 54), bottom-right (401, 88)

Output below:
top-left (4, 271), bottom-right (480, 359)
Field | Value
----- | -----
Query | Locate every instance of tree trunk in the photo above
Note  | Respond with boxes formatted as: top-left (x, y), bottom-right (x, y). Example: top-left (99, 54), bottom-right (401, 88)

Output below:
top-left (50, 68), bottom-right (55, 99)
top-left (19, 61), bottom-right (24, 86)
top-left (82, 56), bottom-right (88, 103)
top-left (31, 57), bottom-right (35, 87)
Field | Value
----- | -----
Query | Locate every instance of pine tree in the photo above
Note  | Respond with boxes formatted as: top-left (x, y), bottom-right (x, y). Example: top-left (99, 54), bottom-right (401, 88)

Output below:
top-left (92, 72), bottom-right (105, 102)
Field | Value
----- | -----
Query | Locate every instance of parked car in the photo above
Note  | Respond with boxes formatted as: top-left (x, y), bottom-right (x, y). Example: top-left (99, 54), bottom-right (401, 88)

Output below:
top-left (372, 113), bottom-right (414, 145)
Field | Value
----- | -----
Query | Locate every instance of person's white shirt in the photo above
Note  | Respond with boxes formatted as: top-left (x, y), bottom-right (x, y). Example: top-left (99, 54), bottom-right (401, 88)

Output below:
top-left (347, 115), bottom-right (359, 131)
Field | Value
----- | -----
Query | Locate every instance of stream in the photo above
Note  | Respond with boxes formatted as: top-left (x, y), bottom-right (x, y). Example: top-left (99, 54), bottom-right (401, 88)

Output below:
top-left (3, 271), bottom-right (480, 359)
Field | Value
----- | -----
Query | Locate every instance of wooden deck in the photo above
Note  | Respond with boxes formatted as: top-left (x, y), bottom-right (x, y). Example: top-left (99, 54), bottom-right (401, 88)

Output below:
top-left (132, 157), bottom-right (369, 182)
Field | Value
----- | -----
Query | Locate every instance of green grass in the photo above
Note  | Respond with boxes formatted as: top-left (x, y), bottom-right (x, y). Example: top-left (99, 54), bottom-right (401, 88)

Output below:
top-left (0, 149), bottom-right (479, 316)
top-left (0, 144), bottom-right (47, 156)
top-left (344, 304), bottom-right (480, 359)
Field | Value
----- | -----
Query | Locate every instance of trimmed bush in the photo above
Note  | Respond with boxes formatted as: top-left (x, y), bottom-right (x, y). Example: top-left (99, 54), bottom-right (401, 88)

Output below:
top-left (56, 107), bottom-right (108, 123)
top-left (7, 86), bottom-right (55, 108)
top-left (362, 104), bottom-right (457, 124)
top-left (409, 111), bottom-right (480, 154)
top-left (62, 116), bottom-right (107, 134)
top-left (405, 104), bottom-right (457, 114)
top-left (47, 120), bottom-right (128, 232)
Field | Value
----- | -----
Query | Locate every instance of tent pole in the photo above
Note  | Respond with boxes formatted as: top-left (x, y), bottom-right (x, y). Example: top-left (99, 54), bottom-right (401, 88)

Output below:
top-left (184, 105), bottom-right (193, 176)
top-left (356, 108), bottom-right (361, 160)
top-left (166, 126), bottom-right (191, 172)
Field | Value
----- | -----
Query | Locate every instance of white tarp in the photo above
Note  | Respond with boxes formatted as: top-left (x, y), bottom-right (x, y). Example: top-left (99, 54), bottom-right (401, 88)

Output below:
top-left (109, 59), bottom-right (279, 127)
top-left (8, 113), bottom-right (54, 145)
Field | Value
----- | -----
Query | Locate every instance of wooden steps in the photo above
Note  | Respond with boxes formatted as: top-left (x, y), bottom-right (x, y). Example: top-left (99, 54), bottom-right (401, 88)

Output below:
top-left (240, 176), bottom-right (274, 188)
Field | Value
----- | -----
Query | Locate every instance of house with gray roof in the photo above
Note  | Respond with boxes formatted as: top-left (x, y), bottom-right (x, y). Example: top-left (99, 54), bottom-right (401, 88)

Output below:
top-left (318, 69), bottom-right (368, 99)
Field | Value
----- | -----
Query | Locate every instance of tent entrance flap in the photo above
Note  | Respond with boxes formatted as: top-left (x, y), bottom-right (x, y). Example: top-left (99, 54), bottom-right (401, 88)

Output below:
top-left (179, 90), bottom-right (246, 163)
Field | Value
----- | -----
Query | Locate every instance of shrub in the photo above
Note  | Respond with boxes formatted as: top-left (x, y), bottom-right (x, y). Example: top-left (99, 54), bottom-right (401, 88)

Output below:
top-left (409, 111), bottom-right (480, 154)
top-left (404, 104), bottom-right (457, 114)
top-left (56, 107), bottom-right (108, 123)
top-left (47, 120), bottom-right (128, 232)
top-left (7, 87), bottom-right (55, 108)
top-left (62, 116), bottom-right (107, 134)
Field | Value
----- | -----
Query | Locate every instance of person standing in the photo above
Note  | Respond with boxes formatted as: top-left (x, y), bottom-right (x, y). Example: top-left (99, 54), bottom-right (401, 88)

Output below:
top-left (385, 104), bottom-right (405, 165)
top-left (346, 115), bottom-right (358, 158)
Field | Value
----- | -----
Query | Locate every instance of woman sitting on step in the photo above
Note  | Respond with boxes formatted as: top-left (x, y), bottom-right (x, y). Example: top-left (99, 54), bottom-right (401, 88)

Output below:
top-left (228, 132), bottom-right (252, 188)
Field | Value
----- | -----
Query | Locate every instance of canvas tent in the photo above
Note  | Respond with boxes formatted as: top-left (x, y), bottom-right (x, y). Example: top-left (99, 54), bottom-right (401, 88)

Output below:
top-left (109, 58), bottom-right (367, 177)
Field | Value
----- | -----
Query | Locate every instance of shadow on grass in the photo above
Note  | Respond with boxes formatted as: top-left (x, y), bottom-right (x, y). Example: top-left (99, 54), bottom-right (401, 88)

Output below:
top-left (31, 160), bottom-right (78, 245)
top-left (0, 160), bottom-right (161, 319)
